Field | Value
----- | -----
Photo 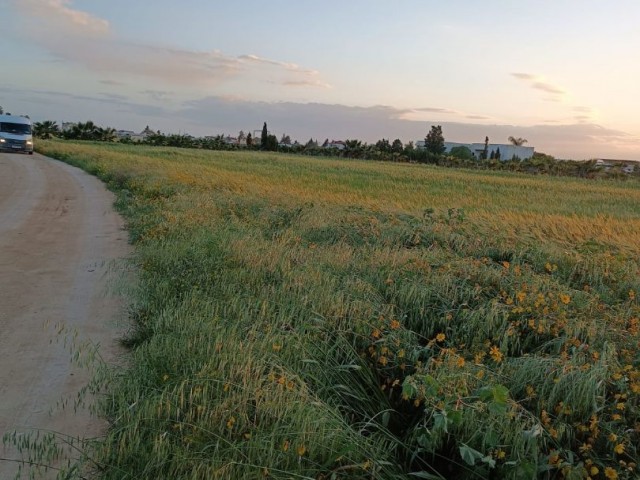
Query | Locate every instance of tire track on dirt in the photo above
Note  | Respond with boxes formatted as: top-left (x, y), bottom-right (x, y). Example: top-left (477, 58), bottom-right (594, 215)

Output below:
top-left (0, 153), bottom-right (130, 478)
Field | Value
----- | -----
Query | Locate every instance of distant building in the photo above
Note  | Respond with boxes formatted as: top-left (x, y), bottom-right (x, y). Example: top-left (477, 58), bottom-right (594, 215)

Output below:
top-left (116, 129), bottom-right (136, 139)
top-left (595, 159), bottom-right (638, 174)
top-left (415, 140), bottom-right (534, 160)
top-left (324, 140), bottom-right (346, 151)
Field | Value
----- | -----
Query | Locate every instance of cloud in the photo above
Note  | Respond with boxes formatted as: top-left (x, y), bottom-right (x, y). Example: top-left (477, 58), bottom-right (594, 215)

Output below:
top-left (531, 81), bottom-right (565, 95)
top-left (100, 79), bottom-right (126, 86)
top-left (238, 54), bottom-right (316, 75)
top-left (406, 108), bottom-right (492, 123)
top-left (511, 73), bottom-right (537, 81)
top-left (176, 96), bottom-right (639, 159)
top-left (0, 86), bottom-right (169, 124)
top-left (140, 90), bottom-right (175, 102)
top-left (9, 1), bottom-right (329, 89)
top-left (11, 0), bottom-right (109, 36)
top-left (415, 107), bottom-right (459, 114)
top-left (282, 80), bottom-right (332, 89)
top-left (466, 114), bottom-right (492, 120)
top-left (511, 72), bottom-right (566, 99)
top-left (4, 82), bottom-right (638, 160)
top-left (99, 92), bottom-right (130, 102)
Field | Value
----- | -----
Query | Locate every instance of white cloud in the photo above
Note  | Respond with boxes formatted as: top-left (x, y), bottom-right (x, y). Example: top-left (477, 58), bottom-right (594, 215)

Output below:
top-left (8, 1), bottom-right (330, 90)
top-left (11, 0), bottom-right (109, 36)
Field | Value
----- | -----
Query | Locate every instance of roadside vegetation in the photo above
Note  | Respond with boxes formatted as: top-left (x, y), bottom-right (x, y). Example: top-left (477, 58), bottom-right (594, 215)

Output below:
top-left (37, 140), bottom-right (639, 479)
top-left (31, 119), bottom-right (639, 180)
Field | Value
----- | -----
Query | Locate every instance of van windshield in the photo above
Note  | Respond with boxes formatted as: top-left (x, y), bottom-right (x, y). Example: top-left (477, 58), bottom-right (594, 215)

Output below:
top-left (0, 122), bottom-right (31, 135)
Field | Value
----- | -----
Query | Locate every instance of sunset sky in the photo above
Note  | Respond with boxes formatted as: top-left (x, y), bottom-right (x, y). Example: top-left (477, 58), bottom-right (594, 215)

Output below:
top-left (2, 0), bottom-right (639, 159)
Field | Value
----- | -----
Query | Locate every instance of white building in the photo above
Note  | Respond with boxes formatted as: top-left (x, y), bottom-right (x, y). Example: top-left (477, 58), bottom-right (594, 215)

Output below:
top-left (324, 140), bottom-right (346, 150)
top-left (415, 140), bottom-right (534, 160)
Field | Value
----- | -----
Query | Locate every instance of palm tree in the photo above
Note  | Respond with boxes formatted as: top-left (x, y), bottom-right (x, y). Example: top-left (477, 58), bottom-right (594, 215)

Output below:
top-left (344, 139), bottom-right (364, 158)
top-left (66, 121), bottom-right (100, 140)
top-left (33, 120), bottom-right (60, 139)
top-left (97, 126), bottom-right (117, 142)
top-left (508, 136), bottom-right (528, 146)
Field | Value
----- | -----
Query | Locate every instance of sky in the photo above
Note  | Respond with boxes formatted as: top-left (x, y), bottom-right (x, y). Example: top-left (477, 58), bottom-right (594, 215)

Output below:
top-left (1, 0), bottom-right (639, 160)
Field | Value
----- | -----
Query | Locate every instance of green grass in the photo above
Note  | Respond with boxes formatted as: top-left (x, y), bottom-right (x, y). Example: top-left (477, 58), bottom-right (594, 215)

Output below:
top-left (36, 140), bottom-right (639, 479)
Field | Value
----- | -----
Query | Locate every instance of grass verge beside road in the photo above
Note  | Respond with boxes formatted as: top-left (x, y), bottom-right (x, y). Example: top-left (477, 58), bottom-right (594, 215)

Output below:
top-left (38, 140), bottom-right (639, 479)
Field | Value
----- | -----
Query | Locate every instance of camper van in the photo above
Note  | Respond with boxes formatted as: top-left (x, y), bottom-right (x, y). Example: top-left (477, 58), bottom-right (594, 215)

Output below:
top-left (0, 114), bottom-right (33, 154)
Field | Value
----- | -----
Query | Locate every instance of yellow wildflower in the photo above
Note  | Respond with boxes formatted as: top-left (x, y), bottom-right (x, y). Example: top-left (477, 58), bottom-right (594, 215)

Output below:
top-left (614, 444), bottom-right (625, 455)
top-left (604, 467), bottom-right (618, 479)
top-left (436, 333), bottom-right (446, 342)
top-left (226, 416), bottom-right (235, 429)
top-left (390, 319), bottom-right (401, 330)
top-left (590, 466), bottom-right (599, 476)
top-left (297, 445), bottom-right (306, 456)
top-left (609, 433), bottom-right (618, 442)
top-left (489, 345), bottom-right (503, 363)
top-left (559, 293), bottom-right (571, 305)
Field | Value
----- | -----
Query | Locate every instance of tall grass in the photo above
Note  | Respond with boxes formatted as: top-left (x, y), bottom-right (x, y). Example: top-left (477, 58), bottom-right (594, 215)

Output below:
top-left (38, 141), bottom-right (639, 479)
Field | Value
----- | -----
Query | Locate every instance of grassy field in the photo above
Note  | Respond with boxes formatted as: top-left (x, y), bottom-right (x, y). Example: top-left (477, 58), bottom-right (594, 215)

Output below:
top-left (37, 140), bottom-right (639, 479)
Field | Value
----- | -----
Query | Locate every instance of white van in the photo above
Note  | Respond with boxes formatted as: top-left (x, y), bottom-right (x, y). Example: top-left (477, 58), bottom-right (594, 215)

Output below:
top-left (0, 114), bottom-right (34, 154)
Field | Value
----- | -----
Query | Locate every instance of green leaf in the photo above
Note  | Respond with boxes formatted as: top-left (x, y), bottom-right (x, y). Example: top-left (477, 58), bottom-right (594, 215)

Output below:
top-left (447, 409), bottom-right (463, 427)
top-left (492, 384), bottom-right (509, 404)
top-left (459, 444), bottom-right (483, 466)
top-left (381, 411), bottom-right (390, 428)
top-left (418, 374), bottom-right (439, 397)
top-left (481, 455), bottom-right (496, 468)
top-left (408, 472), bottom-right (444, 479)
top-left (402, 376), bottom-right (417, 398)
top-left (433, 412), bottom-right (449, 433)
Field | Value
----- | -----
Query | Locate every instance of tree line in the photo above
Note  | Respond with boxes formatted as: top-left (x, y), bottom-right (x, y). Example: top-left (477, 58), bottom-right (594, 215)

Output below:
top-left (29, 119), bottom-right (637, 180)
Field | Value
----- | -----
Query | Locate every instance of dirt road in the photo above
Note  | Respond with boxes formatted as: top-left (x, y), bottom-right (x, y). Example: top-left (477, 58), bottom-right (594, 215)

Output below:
top-left (0, 152), bottom-right (129, 478)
